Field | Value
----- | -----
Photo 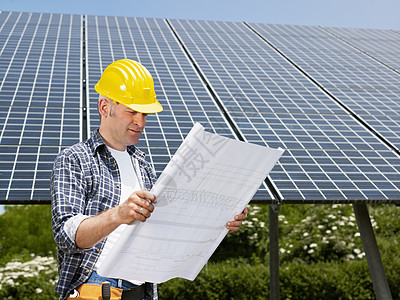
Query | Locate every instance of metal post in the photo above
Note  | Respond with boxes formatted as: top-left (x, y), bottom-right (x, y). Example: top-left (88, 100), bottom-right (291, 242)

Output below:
top-left (353, 203), bottom-right (392, 300)
top-left (269, 204), bottom-right (280, 300)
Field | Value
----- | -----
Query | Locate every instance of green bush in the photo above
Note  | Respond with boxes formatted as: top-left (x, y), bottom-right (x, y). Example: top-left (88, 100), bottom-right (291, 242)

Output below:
top-left (1, 203), bottom-right (399, 299)
top-left (280, 261), bottom-right (374, 300)
top-left (0, 205), bottom-right (56, 264)
top-left (0, 255), bottom-right (59, 300)
top-left (278, 204), bottom-right (367, 264)
top-left (158, 259), bottom-right (269, 300)
top-left (212, 205), bottom-right (269, 263)
top-left (159, 257), bottom-right (397, 299)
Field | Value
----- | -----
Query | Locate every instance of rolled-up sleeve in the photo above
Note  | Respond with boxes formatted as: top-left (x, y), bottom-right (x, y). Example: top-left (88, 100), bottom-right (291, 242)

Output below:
top-left (51, 150), bottom-right (90, 254)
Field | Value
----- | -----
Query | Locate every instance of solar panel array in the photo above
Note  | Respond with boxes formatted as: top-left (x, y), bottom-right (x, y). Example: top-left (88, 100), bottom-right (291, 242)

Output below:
top-left (1, 10), bottom-right (400, 203)
top-left (169, 19), bottom-right (400, 202)
top-left (0, 11), bottom-right (81, 201)
top-left (250, 23), bottom-right (400, 153)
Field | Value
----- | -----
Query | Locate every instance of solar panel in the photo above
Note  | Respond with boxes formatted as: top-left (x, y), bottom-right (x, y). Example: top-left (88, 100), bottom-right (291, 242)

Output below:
top-left (85, 15), bottom-right (274, 200)
top-left (1, 10), bottom-right (400, 203)
top-left (323, 27), bottom-right (400, 72)
top-left (249, 23), bottom-right (400, 152)
top-left (0, 11), bottom-right (82, 201)
top-left (168, 19), bottom-right (400, 202)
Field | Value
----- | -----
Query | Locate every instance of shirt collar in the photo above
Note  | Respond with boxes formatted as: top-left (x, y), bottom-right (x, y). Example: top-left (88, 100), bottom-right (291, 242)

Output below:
top-left (88, 129), bottom-right (145, 160)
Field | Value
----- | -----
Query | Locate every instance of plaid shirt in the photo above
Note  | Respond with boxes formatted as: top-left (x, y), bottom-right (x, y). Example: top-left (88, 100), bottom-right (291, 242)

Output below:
top-left (51, 130), bottom-right (157, 300)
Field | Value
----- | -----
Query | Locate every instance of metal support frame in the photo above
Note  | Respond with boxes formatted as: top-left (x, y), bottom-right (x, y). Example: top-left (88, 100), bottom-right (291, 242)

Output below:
top-left (269, 204), bottom-right (280, 300)
top-left (353, 203), bottom-right (392, 300)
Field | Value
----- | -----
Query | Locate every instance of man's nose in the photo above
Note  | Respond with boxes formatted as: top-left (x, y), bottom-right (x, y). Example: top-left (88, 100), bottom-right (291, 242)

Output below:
top-left (133, 113), bottom-right (146, 127)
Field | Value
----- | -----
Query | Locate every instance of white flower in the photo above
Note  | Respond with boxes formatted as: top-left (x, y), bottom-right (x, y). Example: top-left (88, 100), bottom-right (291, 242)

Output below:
top-left (246, 221), bottom-right (254, 228)
top-left (317, 225), bottom-right (324, 229)
top-left (5, 279), bottom-right (14, 286)
top-left (371, 220), bottom-right (378, 229)
top-left (280, 248), bottom-right (286, 254)
top-left (303, 232), bottom-right (309, 237)
top-left (326, 230), bottom-right (331, 234)
top-left (347, 254), bottom-right (355, 260)
top-left (357, 253), bottom-right (365, 259)
top-left (354, 232), bottom-right (360, 237)
top-left (310, 243), bottom-right (318, 248)
top-left (308, 249), bottom-right (315, 254)
top-left (332, 226), bottom-right (337, 230)
top-left (36, 288), bottom-right (43, 293)
top-left (354, 249), bottom-right (361, 254)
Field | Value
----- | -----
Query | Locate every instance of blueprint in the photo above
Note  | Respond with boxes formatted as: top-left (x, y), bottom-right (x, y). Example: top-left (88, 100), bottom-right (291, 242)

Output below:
top-left (97, 123), bottom-right (284, 283)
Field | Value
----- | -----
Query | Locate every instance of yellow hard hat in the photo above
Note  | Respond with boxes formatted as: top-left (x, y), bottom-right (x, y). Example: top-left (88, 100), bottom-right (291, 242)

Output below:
top-left (94, 59), bottom-right (163, 114)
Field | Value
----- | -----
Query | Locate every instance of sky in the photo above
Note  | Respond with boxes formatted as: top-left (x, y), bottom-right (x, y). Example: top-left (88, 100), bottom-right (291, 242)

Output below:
top-left (1, 0), bottom-right (400, 30)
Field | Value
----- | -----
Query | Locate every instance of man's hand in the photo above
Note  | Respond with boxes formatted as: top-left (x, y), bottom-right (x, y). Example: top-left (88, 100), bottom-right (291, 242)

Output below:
top-left (226, 207), bottom-right (248, 233)
top-left (117, 190), bottom-right (157, 223)
top-left (75, 190), bottom-right (156, 249)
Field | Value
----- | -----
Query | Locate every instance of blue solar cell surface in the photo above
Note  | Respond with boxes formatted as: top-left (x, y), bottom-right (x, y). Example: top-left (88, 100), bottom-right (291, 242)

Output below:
top-left (169, 19), bottom-right (400, 202)
top-left (1, 10), bottom-right (400, 203)
top-left (85, 15), bottom-right (274, 200)
top-left (0, 11), bottom-right (81, 200)
top-left (249, 23), bottom-right (400, 152)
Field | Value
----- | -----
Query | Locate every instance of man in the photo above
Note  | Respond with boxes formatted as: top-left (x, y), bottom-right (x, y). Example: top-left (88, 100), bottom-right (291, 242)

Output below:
top-left (51, 59), bottom-right (247, 300)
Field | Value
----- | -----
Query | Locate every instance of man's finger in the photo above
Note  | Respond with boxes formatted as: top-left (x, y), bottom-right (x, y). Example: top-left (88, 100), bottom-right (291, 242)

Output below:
top-left (135, 190), bottom-right (157, 203)
top-left (137, 205), bottom-right (151, 218)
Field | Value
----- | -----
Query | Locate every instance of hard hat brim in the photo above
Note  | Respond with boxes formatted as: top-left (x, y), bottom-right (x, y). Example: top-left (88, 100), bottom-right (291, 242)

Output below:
top-left (120, 100), bottom-right (163, 114)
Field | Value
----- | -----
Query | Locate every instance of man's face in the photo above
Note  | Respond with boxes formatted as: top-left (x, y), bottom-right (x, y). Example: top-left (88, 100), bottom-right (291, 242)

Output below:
top-left (101, 99), bottom-right (147, 150)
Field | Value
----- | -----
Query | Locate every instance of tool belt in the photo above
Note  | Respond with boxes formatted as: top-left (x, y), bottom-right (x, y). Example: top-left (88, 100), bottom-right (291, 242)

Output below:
top-left (67, 282), bottom-right (147, 300)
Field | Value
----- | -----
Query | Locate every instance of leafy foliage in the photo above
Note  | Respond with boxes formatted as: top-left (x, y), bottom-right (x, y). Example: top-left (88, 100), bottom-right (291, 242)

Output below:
top-left (0, 205), bottom-right (56, 264)
top-left (212, 205), bottom-right (269, 262)
top-left (0, 255), bottom-right (59, 299)
top-left (158, 259), bottom-right (269, 300)
top-left (0, 203), bottom-right (399, 299)
top-left (278, 204), bottom-right (367, 264)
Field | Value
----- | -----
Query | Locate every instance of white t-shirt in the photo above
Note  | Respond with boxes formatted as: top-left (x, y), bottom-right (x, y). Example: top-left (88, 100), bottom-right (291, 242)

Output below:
top-left (94, 146), bottom-right (144, 285)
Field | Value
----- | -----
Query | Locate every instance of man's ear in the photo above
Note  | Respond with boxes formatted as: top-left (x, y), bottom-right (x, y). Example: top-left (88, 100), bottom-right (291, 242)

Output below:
top-left (98, 98), bottom-right (109, 119)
